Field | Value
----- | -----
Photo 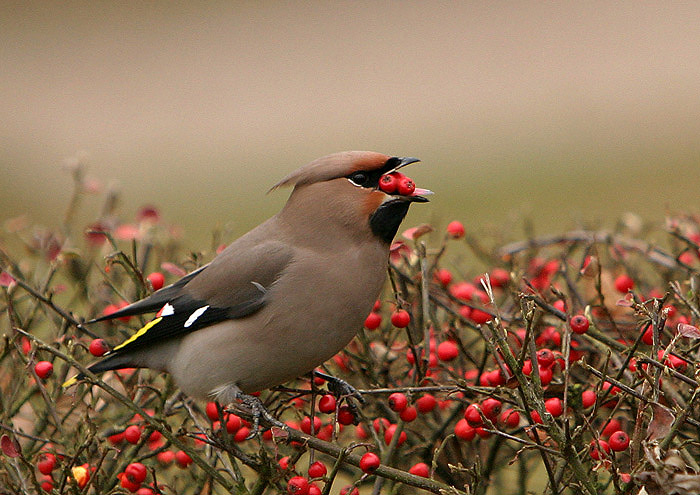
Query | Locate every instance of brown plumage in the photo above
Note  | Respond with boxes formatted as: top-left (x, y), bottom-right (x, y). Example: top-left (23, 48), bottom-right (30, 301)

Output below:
top-left (64, 151), bottom-right (429, 407)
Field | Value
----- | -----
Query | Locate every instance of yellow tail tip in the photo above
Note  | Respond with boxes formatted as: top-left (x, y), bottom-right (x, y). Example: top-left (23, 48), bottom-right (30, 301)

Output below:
top-left (62, 376), bottom-right (78, 388)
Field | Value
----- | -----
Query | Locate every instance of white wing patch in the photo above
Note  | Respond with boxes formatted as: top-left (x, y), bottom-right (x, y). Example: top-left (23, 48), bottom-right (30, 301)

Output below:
top-left (184, 305), bottom-right (210, 328)
top-left (157, 302), bottom-right (175, 317)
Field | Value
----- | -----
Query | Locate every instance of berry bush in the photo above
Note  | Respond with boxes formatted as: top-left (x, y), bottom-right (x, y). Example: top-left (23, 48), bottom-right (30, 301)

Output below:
top-left (1, 167), bottom-right (700, 494)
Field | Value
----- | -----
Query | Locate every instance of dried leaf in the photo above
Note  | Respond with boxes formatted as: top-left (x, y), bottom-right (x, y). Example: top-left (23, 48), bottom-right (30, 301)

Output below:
top-left (677, 323), bottom-right (700, 339)
top-left (1, 434), bottom-right (20, 457)
top-left (401, 224), bottom-right (433, 240)
top-left (647, 402), bottom-right (676, 441)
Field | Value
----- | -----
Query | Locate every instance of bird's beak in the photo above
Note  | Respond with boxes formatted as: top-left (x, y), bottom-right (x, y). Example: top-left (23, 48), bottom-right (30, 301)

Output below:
top-left (391, 156), bottom-right (431, 202)
top-left (395, 157), bottom-right (421, 170)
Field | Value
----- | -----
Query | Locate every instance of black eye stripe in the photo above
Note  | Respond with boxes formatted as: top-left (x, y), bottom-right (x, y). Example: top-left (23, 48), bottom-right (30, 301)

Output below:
top-left (345, 158), bottom-right (400, 189)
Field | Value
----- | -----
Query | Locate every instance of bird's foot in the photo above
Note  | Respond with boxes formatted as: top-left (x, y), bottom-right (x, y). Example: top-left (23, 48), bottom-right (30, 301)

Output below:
top-left (224, 392), bottom-right (285, 440)
top-left (314, 370), bottom-right (365, 404)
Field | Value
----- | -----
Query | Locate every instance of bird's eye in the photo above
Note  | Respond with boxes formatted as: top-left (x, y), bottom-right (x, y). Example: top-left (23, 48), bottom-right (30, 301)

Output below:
top-left (348, 172), bottom-right (369, 187)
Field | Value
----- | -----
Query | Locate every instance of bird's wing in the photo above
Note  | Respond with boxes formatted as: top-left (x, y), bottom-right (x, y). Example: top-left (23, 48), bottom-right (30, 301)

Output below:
top-left (96, 240), bottom-right (294, 356)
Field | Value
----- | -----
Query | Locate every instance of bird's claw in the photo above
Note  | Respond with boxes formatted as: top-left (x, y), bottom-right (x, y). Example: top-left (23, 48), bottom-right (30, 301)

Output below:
top-left (314, 370), bottom-right (365, 404)
top-left (225, 393), bottom-right (285, 440)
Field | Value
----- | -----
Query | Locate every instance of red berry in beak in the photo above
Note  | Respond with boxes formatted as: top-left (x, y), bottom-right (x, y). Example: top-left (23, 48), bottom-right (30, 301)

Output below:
top-left (397, 176), bottom-right (416, 196)
top-left (379, 173), bottom-right (398, 194)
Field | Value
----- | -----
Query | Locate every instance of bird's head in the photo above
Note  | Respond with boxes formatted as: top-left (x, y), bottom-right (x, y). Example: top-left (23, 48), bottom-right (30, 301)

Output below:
top-left (273, 151), bottom-right (430, 244)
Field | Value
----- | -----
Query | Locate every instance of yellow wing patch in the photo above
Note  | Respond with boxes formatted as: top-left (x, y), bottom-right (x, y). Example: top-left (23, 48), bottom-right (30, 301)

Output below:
top-left (113, 317), bottom-right (163, 352)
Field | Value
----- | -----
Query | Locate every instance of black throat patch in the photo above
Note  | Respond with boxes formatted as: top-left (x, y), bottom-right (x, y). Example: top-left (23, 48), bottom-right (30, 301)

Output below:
top-left (369, 199), bottom-right (412, 244)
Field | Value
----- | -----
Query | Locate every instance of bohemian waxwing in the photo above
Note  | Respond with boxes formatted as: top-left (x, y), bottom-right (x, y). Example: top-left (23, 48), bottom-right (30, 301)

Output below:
top-left (65, 151), bottom-right (429, 421)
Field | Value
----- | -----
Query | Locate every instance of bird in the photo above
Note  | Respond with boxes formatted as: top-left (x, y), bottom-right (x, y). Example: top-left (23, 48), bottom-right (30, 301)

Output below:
top-left (64, 151), bottom-right (430, 425)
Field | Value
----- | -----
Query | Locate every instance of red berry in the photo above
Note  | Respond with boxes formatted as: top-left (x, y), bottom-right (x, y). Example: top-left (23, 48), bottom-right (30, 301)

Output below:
top-left (530, 410), bottom-right (543, 424)
top-left (318, 394), bottom-right (336, 414)
top-left (119, 472), bottom-right (141, 492)
top-left (489, 268), bottom-right (510, 287)
top-left (125, 462), bottom-right (147, 484)
top-left (40, 479), bottom-right (53, 492)
top-left (641, 327), bottom-right (654, 345)
top-left (35, 361), bottom-right (53, 379)
top-left (464, 404), bottom-right (483, 427)
top-left (544, 397), bottom-right (563, 417)
top-left (536, 349), bottom-right (555, 368)
top-left (469, 308), bottom-right (492, 324)
top-left (383, 424), bottom-right (407, 446)
top-left (234, 426), bottom-right (250, 442)
top-left (570, 315), bottom-right (590, 334)
top-left (447, 221), bottom-right (465, 239)
top-left (372, 417), bottom-right (389, 433)
top-left (337, 405), bottom-right (356, 425)
top-left (279, 456), bottom-right (292, 470)
top-left (454, 419), bottom-right (476, 441)
top-left (416, 394), bottom-right (437, 413)
top-left (602, 381), bottom-right (620, 397)
top-left (379, 173), bottom-right (398, 194)
top-left (109, 432), bottom-right (125, 444)
top-left (409, 462), bottom-right (430, 477)
top-left (175, 450), bottom-right (193, 468)
top-left (614, 274), bottom-right (634, 294)
top-left (308, 461), bottom-right (327, 478)
top-left (37, 453), bottom-right (56, 475)
top-left (609, 431), bottom-right (630, 451)
top-left (364, 312), bottom-right (382, 330)
top-left (589, 439), bottom-right (610, 460)
top-left (435, 268), bottom-right (453, 287)
top-left (538, 365), bottom-right (553, 386)
top-left (339, 487), bottom-right (359, 495)
top-left (485, 369), bottom-right (505, 386)
top-left (399, 406), bottom-right (418, 422)
top-left (437, 340), bottom-right (459, 361)
top-left (287, 476), bottom-right (309, 495)
top-left (396, 176), bottom-right (416, 196)
top-left (88, 338), bottom-right (110, 357)
top-left (147, 272), bottom-right (165, 291)
top-left (359, 452), bottom-right (381, 473)
top-left (226, 414), bottom-right (242, 434)
top-left (205, 401), bottom-right (220, 421)
top-left (581, 389), bottom-right (596, 408)
top-left (476, 427), bottom-right (491, 439)
top-left (390, 309), bottom-right (411, 328)
top-left (522, 360), bottom-right (533, 375)
top-left (102, 300), bottom-right (132, 323)
top-left (601, 418), bottom-right (622, 438)
top-left (450, 281), bottom-right (476, 301)
top-left (500, 409), bottom-right (520, 428)
top-left (300, 416), bottom-right (322, 435)
top-left (388, 392), bottom-right (408, 412)
top-left (156, 450), bottom-right (174, 465)
top-left (124, 425), bottom-right (141, 444)
top-left (480, 398), bottom-right (502, 420)
top-left (21, 336), bottom-right (31, 355)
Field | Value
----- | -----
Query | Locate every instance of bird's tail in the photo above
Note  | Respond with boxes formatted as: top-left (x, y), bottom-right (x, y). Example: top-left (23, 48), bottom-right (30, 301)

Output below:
top-left (62, 354), bottom-right (135, 388)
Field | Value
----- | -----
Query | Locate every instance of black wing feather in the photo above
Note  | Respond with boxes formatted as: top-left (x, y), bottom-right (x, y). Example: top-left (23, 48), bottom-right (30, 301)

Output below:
top-left (105, 287), bottom-right (267, 357)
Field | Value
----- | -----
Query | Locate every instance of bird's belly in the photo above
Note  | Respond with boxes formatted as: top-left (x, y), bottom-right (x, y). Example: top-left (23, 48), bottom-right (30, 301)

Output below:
top-left (167, 306), bottom-right (369, 398)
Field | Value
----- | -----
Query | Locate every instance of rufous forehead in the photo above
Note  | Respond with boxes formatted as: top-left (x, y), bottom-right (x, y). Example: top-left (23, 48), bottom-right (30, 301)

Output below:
top-left (348, 152), bottom-right (391, 173)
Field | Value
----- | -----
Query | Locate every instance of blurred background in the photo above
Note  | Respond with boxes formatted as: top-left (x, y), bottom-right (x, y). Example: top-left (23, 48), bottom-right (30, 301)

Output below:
top-left (2, 2), bottom-right (700, 249)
